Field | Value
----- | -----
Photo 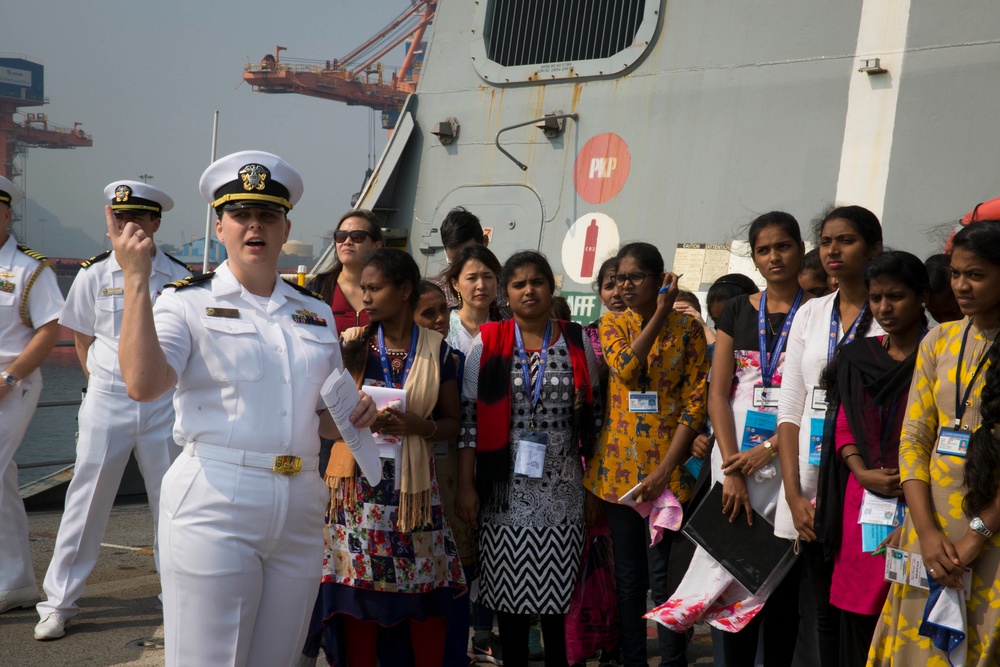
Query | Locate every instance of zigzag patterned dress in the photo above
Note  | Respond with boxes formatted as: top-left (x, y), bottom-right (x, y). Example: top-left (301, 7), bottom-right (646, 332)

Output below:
top-left (460, 335), bottom-right (599, 614)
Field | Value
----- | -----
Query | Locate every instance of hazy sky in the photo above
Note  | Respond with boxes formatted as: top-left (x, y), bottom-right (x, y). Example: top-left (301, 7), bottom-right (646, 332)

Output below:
top-left (3, 0), bottom-right (410, 257)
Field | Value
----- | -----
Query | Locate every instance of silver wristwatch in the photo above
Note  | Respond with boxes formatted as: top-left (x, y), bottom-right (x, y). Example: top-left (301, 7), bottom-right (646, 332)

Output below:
top-left (1, 371), bottom-right (18, 389)
top-left (970, 517), bottom-right (993, 538)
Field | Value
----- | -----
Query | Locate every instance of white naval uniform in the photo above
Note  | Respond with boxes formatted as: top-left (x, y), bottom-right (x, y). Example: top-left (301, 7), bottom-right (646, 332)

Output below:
top-left (0, 236), bottom-right (64, 591)
top-left (38, 247), bottom-right (191, 619)
top-left (153, 261), bottom-right (339, 667)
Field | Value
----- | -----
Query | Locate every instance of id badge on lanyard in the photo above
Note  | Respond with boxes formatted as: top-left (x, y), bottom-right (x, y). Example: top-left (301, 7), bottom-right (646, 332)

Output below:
top-left (629, 391), bottom-right (658, 413)
top-left (514, 431), bottom-right (548, 479)
top-left (941, 321), bottom-right (986, 458)
top-left (756, 288), bottom-right (801, 407)
top-left (936, 428), bottom-right (970, 458)
top-left (513, 323), bottom-right (551, 480)
top-left (753, 386), bottom-right (781, 408)
top-left (808, 417), bottom-right (824, 465)
top-left (741, 410), bottom-right (777, 451)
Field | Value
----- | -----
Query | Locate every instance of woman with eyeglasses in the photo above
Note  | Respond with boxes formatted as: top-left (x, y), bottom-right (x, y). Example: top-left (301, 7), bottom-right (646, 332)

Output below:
top-left (445, 245), bottom-right (504, 355)
top-left (583, 242), bottom-right (710, 667)
top-left (310, 210), bottom-right (384, 334)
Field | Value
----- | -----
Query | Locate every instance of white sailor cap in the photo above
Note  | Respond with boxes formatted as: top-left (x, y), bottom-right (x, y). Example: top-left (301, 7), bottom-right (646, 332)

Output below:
top-left (199, 150), bottom-right (303, 213)
top-left (104, 180), bottom-right (174, 215)
top-left (0, 175), bottom-right (23, 207)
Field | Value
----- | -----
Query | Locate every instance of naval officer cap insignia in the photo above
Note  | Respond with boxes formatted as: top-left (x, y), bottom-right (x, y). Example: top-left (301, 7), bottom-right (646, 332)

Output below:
top-left (103, 180), bottom-right (174, 215)
top-left (0, 175), bottom-right (23, 207)
top-left (199, 150), bottom-right (303, 214)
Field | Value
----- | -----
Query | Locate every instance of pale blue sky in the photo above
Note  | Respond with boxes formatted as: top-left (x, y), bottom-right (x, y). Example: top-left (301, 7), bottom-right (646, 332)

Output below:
top-left (2, 0), bottom-right (409, 256)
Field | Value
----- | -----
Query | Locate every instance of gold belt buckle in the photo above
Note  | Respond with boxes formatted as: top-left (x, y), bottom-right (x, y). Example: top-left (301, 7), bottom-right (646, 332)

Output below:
top-left (272, 455), bottom-right (302, 476)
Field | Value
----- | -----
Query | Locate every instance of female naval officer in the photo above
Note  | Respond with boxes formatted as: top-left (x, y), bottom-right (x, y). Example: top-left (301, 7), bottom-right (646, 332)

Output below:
top-left (107, 150), bottom-right (377, 667)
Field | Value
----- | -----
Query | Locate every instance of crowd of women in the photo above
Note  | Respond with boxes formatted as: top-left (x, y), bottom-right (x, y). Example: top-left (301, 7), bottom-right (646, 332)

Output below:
top-left (103, 149), bottom-right (1000, 667)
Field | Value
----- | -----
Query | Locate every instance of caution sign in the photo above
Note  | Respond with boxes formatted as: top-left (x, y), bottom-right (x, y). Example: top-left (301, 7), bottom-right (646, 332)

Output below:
top-left (561, 213), bottom-right (620, 286)
top-left (573, 133), bottom-right (631, 204)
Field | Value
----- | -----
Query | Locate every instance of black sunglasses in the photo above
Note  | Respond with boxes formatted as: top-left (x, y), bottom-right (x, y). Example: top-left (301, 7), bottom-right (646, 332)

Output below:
top-left (334, 229), bottom-right (373, 244)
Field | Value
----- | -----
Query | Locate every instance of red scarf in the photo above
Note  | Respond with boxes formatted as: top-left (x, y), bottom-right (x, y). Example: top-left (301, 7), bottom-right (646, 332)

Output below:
top-left (476, 319), bottom-right (595, 498)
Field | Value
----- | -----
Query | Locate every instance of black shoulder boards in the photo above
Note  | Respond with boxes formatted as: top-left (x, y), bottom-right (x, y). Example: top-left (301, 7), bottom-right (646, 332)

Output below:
top-left (163, 252), bottom-right (192, 272)
top-left (166, 272), bottom-right (214, 290)
top-left (283, 278), bottom-right (323, 301)
top-left (80, 250), bottom-right (112, 269)
top-left (16, 244), bottom-right (48, 263)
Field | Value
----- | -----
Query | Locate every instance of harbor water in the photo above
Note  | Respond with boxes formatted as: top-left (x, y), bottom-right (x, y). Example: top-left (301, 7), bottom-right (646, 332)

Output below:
top-left (15, 347), bottom-right (86, 486)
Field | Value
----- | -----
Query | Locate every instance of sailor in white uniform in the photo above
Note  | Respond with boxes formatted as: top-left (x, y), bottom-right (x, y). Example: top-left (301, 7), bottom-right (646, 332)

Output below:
top-left (0, 175), bottom-right (64, 614)
top-left (34, 182), bottom-right (191, 640)
top-left (108, 151), bottom-right (377, 667)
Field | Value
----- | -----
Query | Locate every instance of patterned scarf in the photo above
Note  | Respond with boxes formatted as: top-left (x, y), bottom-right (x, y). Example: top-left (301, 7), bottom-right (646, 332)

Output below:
top-left (476, 319), bottom-right (596, 504)
top-left (326, 325), bottom-right (442, 531)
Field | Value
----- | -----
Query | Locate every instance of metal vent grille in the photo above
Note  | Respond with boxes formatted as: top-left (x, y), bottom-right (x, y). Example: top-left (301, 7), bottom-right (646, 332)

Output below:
top-left (485, 0), bottom-right (647, 67)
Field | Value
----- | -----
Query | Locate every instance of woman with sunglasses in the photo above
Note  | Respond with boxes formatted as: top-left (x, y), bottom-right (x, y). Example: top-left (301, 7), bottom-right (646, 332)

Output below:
top-left (310, 210), bottom-right (384, 334)
top-left (583, 242), bottom-right (709, 667)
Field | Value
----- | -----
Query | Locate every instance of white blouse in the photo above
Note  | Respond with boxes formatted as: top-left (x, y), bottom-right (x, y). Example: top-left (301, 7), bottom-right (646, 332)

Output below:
top-left (773, 291), bottom-right (883, 540)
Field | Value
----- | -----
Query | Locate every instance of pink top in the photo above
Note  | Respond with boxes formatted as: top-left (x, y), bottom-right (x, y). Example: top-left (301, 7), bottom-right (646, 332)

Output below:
top-left (829, 405), bottom-right (891, 615)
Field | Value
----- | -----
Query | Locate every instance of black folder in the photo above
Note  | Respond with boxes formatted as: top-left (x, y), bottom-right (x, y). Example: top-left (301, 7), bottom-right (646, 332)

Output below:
top-left (681, 482), bottom-right (795, 594)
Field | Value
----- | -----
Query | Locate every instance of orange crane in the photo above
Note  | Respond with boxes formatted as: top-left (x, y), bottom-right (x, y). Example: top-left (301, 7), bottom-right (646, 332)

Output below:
top-left (0, 56), bottom-right (92, 238)
top-left (0, 57), bottom-right (92, 181)
top-left (243, 0), bottom-right (435, 128)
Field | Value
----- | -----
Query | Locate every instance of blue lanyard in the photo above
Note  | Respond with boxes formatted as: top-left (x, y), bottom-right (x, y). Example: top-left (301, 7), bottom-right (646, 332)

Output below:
top-left (514, 322), bottom-right (551, 425)
top-left (827, 296), bottom-right (867, 364)
top-left (377, 323), bottom-right (418, 388)
top-left (757, 288), bottom-right (803, 388)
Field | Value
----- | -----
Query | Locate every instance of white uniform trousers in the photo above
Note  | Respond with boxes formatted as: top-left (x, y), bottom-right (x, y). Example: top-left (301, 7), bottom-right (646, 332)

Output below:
top-left (160, 450), bottom-right (328, 667)
top-left (37, 382), bottom-right (177, 618)
top-left (0, 369), bottom-right (43, 590)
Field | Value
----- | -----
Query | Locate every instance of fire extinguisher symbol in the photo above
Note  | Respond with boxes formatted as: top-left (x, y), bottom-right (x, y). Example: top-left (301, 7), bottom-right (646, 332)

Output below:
top-left (581, 219), bottom-right (599, 278)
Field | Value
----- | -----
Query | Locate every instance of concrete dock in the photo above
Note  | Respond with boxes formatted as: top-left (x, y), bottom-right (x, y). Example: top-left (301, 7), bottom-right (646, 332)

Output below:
top-left (0, 502), bottom-right (716, 665)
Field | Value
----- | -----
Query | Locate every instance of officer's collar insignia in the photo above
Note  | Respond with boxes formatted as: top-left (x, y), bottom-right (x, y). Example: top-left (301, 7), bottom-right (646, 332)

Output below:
top-left (239, 164), bottom-right (269, 192)
top-left (115, 185), bottom-right (132, 202)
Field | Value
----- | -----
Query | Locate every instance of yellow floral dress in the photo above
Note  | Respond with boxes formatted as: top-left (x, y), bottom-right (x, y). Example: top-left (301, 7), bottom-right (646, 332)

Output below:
top-left (584, 308), bottom-right (709, 502)
top-left (868, 319), bottom-right (1000, 666)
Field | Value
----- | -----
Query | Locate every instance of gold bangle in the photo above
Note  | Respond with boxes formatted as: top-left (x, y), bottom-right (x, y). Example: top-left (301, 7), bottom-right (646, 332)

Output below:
top-left (426, 420), bottom-right (438, 440)
top-left (763, 441), bottom-right (777, 458)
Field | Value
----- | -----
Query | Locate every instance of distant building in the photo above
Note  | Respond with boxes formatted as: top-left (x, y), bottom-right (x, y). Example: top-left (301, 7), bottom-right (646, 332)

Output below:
top-left (175, 236), bottom-right (227, 269)
top-left (282, 239), bottom-right (313, 259)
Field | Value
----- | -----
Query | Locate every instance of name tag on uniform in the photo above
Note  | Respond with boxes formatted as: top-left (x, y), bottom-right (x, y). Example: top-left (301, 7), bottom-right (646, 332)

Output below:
top-left (753, 385), bottom-right (781, 408)
top-left (100, 287), bottom-right (124, 296)
top-left (811, 388), bottom-right (828, 411)
top-left (514, 432), bottom-right (548, 479)
top-left (205, 307), bottom-right (241, 318)
top-left (808, 417), bottom-right (824, 465)
top-left (936, 428), bottom-right (970, 458)
top-left (629, 391), bottom-right (658, 413)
